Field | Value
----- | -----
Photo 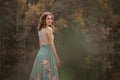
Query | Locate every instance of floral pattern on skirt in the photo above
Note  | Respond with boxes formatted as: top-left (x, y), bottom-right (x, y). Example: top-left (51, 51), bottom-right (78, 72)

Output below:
top-left (29, 45), bottom-right (59, 80)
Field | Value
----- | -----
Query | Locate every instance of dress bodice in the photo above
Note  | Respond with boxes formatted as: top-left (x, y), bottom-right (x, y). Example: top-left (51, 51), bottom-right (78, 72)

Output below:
top-left (38, 28), bottom-right (54, 45)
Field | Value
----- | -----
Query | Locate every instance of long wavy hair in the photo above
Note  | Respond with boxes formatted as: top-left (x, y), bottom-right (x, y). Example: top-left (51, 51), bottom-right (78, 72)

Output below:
top-left (37, 12), bottom-right (55, 31)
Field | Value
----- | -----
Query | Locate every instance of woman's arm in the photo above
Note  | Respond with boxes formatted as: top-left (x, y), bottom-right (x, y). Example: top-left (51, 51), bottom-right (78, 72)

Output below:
top-left (45, 27), bottom-right (60, 66)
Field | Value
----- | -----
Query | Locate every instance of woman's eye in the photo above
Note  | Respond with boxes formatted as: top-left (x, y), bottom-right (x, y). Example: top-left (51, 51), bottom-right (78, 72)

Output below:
top-left (47, 18), bottom-right (53, 20)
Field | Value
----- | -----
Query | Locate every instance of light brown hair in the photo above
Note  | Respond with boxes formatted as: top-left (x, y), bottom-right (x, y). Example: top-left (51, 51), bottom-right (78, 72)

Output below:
top-left (37, 12), bottom-right (54, 31)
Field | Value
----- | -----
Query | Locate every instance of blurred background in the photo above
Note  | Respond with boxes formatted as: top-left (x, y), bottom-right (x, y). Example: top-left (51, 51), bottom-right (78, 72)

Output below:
top-left (0, 0), bottom-right (120, 80)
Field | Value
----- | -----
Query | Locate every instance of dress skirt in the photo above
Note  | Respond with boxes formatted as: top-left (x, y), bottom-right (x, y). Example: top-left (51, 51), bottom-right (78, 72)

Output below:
top-left (29, 45), bottom-right (59, 80)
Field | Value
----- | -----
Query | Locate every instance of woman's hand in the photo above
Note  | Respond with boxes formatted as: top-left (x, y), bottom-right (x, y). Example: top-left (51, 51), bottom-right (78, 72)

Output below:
top-left (56, 57), bottom-right (60, 68)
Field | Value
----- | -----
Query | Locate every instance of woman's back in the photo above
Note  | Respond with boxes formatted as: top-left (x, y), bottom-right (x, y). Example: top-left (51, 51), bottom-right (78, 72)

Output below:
top-left (38, 28), bottom-right (49, 45)
top-left (38, 27), bottom-right (54, 46)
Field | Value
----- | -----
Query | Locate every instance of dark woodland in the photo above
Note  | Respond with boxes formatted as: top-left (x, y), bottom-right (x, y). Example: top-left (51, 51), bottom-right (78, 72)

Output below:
top-left (0, 0), bottom-right (120, 80)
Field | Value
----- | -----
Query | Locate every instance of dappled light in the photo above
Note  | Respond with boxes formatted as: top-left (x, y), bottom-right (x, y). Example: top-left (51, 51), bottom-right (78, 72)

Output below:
top-left (0, 0), bottom-right (120, 80)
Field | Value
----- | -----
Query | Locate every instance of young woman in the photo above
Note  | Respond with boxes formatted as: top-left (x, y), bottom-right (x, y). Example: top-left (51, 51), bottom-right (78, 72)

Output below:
top-left (29, 12), bottom-right (60, 80)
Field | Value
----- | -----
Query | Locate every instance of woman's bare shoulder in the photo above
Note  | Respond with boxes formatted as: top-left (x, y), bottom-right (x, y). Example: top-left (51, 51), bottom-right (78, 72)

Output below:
top-left (45, 27), bottom-right (53, 35)
top-left (46, 27), bottom-right (53, 32)
top-left (47, 27), bottom-right (53, 30)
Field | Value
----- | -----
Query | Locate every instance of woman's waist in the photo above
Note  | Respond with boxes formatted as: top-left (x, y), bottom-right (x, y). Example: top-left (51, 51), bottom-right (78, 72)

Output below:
top-left (40, 42), bottom-right (49, 45)
top-left (41, 44), bottom-right (50, 47)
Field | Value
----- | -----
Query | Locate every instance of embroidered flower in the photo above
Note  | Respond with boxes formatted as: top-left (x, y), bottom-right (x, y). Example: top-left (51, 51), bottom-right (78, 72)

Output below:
top-left (54, 66), bottom-right (57, 70)
top-left (52, 76), bottom-right (56, 80)
top-left (36, 73), bottom-right (40, 80)
top-left (41, 59), bottom-right (51, 79)
top-left (46, 64), bottom-right (51, 79)
top-left (41, 59), bottom-right (48, 65)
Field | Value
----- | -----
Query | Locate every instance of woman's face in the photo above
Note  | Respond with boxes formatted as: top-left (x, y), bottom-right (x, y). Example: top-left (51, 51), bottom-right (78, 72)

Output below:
top-left (45, 15), bottom-right (53, 26)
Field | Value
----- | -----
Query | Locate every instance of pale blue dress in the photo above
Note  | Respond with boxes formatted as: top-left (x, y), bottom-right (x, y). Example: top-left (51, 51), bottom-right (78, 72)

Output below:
top-left (29, 28), bottom-right (59, 80)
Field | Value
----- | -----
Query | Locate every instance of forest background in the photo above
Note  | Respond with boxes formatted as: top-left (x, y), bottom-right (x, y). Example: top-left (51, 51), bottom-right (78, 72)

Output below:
top-left (0, 0), bottom-right (120, 80)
